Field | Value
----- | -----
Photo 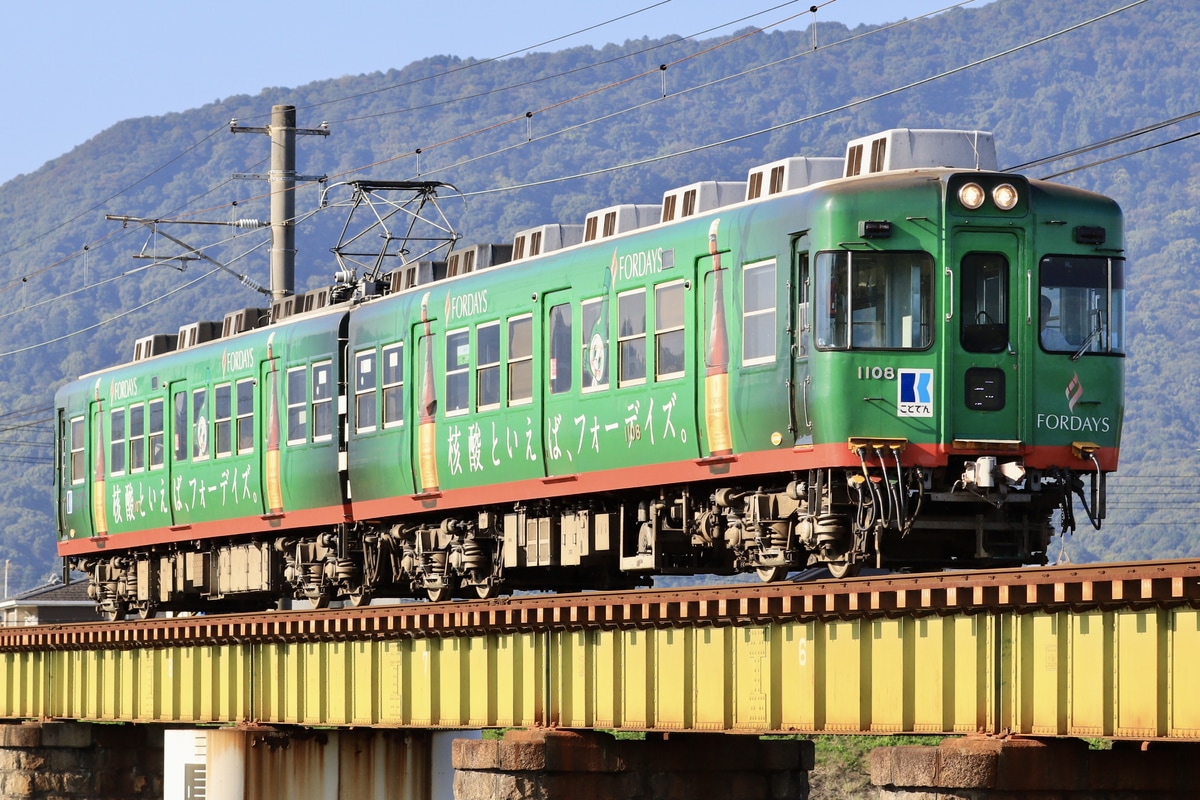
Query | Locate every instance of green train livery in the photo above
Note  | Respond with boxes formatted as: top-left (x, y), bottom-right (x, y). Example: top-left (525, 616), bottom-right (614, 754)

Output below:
top-left (55, 129), bottom-right (1125, 618)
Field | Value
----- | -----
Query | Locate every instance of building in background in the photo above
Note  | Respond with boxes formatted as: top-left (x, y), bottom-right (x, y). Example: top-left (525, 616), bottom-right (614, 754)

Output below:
top-left (0, 579), bottom-right (101, 626)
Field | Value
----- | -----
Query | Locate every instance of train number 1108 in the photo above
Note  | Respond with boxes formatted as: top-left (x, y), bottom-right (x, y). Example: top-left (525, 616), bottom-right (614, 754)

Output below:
top-left (857, 366), bottom-right (895, 380)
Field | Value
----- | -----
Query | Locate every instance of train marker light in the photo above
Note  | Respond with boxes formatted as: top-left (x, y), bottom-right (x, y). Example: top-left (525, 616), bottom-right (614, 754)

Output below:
top-left (993, 183), bottom-right (1019, 210)
top-left (858, 220), bottom-right (893, 238)
top-left (958, 182), bottom-right (986, 209)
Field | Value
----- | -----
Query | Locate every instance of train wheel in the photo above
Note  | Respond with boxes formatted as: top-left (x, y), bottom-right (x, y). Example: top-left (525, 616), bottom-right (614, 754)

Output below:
top-left (346, 586), bottom-right (372, 607)
top-left (304, 586), bottom-right (331, 609)
top-left (827, 560), bottom-right (861, 579)
top-left (426, 583), bottom-right (453, 603)
top-left (133, 602), bottom-right (157, 620)
top-left (473, 583), bottom-right (499, 600)
top-left (100, 601), bottom-right (128, 623)
top-left (756, 566), bottom-right (789, 583)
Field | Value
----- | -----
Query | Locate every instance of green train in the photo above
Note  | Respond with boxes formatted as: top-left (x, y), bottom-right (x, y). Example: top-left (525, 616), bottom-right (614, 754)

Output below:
top-left (55, 128), bottom-right (1125, 619)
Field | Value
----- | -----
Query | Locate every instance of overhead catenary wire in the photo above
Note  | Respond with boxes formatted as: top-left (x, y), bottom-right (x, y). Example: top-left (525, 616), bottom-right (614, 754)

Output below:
top-left (0, 0), bottom-right (935, 313)
top-left (0, 0), bottom-right (1169, 360)
top-left (0, 0), bottom-right (831, 300)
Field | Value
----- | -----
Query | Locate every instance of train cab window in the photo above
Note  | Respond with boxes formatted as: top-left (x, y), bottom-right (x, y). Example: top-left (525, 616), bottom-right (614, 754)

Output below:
top-left (618, 289), bottom-right (647, 385)
top-left (192, 389), bottom-right (210, 460)
top-left (173, 391), bottom-right (187, 462)
top-left (508, 315), bottom-right (533, 405)
top-left (548, 303), bottom-right (573, 394)
top-left (312, 361), bottom-right (333, 441)
top-left (477, 323), bottom-right (500, 409)
top-left (129, 403), bottom-right (145, 472)
top-left (815, 251), bottom-right (934, 350)
top-left (109, 409), bottom-right (125, 476)
top-left (655, 282), bottom-right (685, 378)
top-left (382, 344), bottom-right (404, 427)
top-left (214, 384), bottom-right (232, 457)
top-left (960, 253), bottom-right (1009, 353)
top-left (286, 368), bottom-right (308, 445)
top-left (69, 417), bottom-right (85, 484)
top-left (355, 351), bottom-right (377, 433)
top-left (235, 380), bottom-right (254, 454)
top-left (581, 298), bottom-right (609, 391)
top-left (446, 329), bottom-right (470, 415)
top-left (742, 261), bottom-right (776, 365)
top-left (1039, 256), bottom-right (1126, 355)
top-left (148, 399), bottom-right (164, 469)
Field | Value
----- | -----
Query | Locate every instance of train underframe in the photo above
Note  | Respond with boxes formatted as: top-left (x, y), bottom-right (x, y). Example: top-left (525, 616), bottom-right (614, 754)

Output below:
top-left (74, 457), bottom-right (1106, 620)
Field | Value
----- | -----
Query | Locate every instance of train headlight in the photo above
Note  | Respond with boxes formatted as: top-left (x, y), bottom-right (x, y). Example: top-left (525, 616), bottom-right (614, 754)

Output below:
top-left (992, 183), bottom-right (1019, 211)
top-left (958, 182), bottom-right (985, 210)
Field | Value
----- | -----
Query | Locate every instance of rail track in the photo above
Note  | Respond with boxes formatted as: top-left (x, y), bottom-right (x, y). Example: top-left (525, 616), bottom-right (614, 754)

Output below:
top-left (5, 559), bottom-right (1199, 652)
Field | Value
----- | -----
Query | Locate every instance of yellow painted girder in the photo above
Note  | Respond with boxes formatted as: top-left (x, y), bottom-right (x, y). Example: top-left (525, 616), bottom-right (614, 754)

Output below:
top-left (0, 606), bottom-right (1195, 739)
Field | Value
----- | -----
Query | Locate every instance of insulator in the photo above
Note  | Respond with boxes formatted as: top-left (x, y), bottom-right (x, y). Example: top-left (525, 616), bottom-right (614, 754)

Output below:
top-left (233, 218), bottom-right (266, 229)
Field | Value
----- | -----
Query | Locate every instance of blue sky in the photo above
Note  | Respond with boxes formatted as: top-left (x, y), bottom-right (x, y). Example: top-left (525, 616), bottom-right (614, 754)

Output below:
top-left (0, 0), bottom-right (991, 185)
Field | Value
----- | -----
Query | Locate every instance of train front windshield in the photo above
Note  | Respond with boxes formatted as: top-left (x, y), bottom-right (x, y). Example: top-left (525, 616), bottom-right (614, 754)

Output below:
top-left (815, 251), bottom-right (935, 350)
top-left (1038, 256), bottom-right (1126, 355)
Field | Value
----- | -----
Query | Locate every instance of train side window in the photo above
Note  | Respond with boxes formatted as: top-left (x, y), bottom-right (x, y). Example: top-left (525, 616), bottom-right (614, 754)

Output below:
top-left (192, 388), bottom-right (210, 460)
top-left (1039, 256), bottom-right (1126, 355)
top-left (815, 251), bottom-right (933, 350)
top-left (797, 248), bottom-right (811, 357)
top-left (815, 252), bottom-right (848, 349)
top-left (147, 398), bottom-right (164, 470)
top-left (214, 384), bottom-right (232, 457)
top-left (70, 416), bottom-right (85, 484)
top-left (508, 315), bottom-right (533, 405)
top-left (286, 367), bottom-right (308, 445)
top-left (581, 297), bottom-right (609, 391)
top-left (618, 289), bottom-right (647, 386)
top-left (129, 403), bottom-right (145, 473)
top-left (655, 281), bottom-right (685, 379)
top-left (110, 408), bottom-right (126, 476)
top-left (477, 323), bottom-right (500, 409)
top-left (382, 344), bottom-right (404, 427)
top-left (235, 380), bottom-right (254, 454)
top-left (446, 329), bottom-right (470, 415)
top-left (312, 361), bottom-right (333, 441)
top-left (548, 303), bottom-right (573, 394)
top-left (742, 260), bottom-right (776, 365)
top-left (355, 351), bottom-right (378, 433)
top-left (173, 391), bottom-right (187, 462)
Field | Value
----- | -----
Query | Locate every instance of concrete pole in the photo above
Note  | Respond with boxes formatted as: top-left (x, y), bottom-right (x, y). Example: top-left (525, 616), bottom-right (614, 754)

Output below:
top-left (269, 104), bottom-right (297, 303)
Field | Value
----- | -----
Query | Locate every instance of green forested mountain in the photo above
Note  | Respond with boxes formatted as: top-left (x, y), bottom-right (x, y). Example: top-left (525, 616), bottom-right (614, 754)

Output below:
top-left (0, 0), bottom-right (1196, 593)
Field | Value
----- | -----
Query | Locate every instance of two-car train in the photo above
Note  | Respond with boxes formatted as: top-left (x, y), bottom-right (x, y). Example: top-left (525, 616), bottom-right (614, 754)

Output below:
top-left (55, 128), bottom-right (1125, 619)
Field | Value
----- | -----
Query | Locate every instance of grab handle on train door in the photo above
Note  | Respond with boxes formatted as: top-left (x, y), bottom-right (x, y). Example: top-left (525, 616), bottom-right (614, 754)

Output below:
top-left (944, 268), bottom-right (954, 322)
top-left (1026, 269), bottom-right (1032, 325)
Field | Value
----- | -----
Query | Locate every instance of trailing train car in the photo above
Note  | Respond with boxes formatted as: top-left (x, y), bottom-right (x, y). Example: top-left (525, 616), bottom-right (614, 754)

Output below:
top-left (55, 129), bottom-right (1125, 618)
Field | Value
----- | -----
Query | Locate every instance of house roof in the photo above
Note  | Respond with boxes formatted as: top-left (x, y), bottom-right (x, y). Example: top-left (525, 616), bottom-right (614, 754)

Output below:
top-left (5, 578), bottom-right (91, 605)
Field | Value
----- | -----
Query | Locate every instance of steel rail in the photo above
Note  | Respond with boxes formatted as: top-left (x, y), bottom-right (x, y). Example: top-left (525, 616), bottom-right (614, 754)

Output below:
top-left (5, 558), bottom-right (1199, 653)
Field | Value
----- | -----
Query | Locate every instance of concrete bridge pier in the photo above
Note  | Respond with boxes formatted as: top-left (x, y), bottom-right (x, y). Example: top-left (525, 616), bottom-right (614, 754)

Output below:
top-left (452, 729), bottom-right (815, 800)
top-left (871, 736), bottom-right (1196, 798)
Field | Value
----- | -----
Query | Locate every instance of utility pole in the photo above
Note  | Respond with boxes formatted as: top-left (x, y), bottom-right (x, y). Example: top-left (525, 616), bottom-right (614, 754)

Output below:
top-left (231, 105), bottom-right (329, 303)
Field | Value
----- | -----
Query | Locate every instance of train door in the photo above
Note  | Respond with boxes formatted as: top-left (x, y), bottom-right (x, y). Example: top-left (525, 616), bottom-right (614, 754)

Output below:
top-left (792, 234), bottom-right (813, 446)
top-left (948, 231), bottom-right (1023, 444)
top-left (88, 396), bottom-right (108, 537)
top-left (167, 379), bottom-right (190, 525)
top-left (542, 289), bottom-right (575, 475)
top-left (412, 301), bottom-right (441, 496)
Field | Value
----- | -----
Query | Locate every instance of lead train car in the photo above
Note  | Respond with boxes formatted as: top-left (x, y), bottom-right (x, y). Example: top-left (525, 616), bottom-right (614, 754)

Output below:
top-left (55, 129), bottom-right (1125, 618)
